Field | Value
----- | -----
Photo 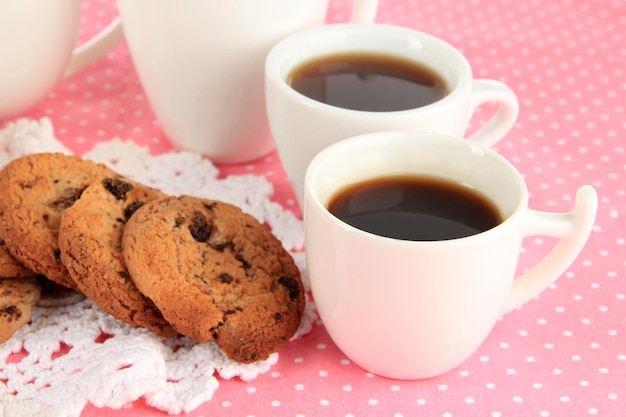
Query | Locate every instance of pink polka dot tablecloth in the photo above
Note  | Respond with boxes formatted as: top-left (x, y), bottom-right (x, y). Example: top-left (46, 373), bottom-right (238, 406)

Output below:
top-left (3, 0), bottom-right (625, 416)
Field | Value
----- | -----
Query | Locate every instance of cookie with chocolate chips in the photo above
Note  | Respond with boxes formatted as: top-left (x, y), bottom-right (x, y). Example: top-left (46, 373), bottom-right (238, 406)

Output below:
top-left (0, 277), bottom-right (41, 344)
top-left (0, 153), bottom-right (120, 289)
top-left (58, 177), bottom-right (177, 337)
top-left (122, 195), bottom-right (304, 363)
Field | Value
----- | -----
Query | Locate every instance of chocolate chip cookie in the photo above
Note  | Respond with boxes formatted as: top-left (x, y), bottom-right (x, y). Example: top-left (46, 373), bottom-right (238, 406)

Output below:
top-left (122, 195), bottom-right (304, 363)
top-left (59, 177), bottom-right (176, 337)
top-left (0, 153), bottom-right (120, 289)
top-left (0, 277), bottom-right (41, 344)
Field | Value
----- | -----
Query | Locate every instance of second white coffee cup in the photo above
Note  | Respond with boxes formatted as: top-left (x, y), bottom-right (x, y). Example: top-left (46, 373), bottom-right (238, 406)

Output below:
top-left (304, 131), bottom-right (598, 380)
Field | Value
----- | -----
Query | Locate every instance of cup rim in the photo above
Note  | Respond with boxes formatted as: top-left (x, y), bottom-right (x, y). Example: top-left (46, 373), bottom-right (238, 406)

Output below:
top-left (265, 23), bottom-right (472, 115)
top-left (304, 131), bottom-right (528, 245)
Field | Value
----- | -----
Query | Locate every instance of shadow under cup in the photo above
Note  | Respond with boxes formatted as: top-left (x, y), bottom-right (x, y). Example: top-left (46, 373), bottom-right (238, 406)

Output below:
top-left (304, 131), bottom-right (528, 379)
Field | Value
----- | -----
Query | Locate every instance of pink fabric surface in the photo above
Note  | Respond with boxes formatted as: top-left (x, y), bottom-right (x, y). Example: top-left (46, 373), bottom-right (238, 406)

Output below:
top-left (4, 0), bottom-right (625, 416)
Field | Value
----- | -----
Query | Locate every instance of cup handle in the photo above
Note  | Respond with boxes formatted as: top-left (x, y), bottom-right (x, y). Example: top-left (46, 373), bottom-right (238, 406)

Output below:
top-left (349, 0), bottom-right (379, 23)
top-left (466, 79), bottom-right (520, 148)
top-left (502, 185), bottom-right (598, 314)
top-left (63, 16), bottom-right (124, 78)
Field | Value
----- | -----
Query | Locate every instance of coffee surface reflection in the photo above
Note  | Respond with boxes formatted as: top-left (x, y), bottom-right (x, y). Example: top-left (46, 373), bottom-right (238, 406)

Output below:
top-left (289, 52), bottom-right (449, 112)
top-left (328, 175), bottom-right (503, 241)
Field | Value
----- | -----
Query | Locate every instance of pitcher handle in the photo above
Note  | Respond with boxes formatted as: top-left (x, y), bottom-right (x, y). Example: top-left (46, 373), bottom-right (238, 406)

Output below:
top-left (64, 16), bottom-right (124, 78)
top-left (502, 185), bottom-right (598, 314)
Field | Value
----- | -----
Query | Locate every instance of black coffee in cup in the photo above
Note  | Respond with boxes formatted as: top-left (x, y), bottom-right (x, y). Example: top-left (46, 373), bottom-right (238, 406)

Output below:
top-left (288, 52), bottom-right (449, 112)
top-left (328, 175), bottom-right (503, 241)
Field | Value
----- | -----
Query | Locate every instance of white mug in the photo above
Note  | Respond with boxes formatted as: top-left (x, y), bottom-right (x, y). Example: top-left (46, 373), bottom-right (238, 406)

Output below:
top-left (116, 0), bottom-right (379, 164)
top-left (265, 23), bottom-right (520, 205)
top-left (304, 131), bottom-right (598, 380)
top-left (0, 0), bottom-right (123, 120)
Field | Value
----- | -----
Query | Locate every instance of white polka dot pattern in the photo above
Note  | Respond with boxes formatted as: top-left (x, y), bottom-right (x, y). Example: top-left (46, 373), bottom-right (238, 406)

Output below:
top-left (3, 0), bottom-right (624, 416)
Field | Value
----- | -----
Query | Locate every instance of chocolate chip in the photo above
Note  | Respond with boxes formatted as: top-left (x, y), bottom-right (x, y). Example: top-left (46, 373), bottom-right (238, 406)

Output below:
top-left (188, 210), bottom-right (212, 242)
top-left (274, 312), bottom-right (282, 323)
top-left (210, 321), bottom-right (224, 340)
top-left (50, 187), bottom-right (86, 211)
top-left (102, 178), bottom-right (133, 201)
top-left (174, 215), bottom-right (185, 228)
top-left (124, 200), bottom-right (145, 220)
top-left (278, 275), bottom-right (301, 301)
top-left (212, 242), bottom-right (232, 252)
top-left (219, 273), bottom-right (233, 284)
top-left (235, 254), bottom-right (250, 269)
top-left (0, 305), bottom-right (20, 321)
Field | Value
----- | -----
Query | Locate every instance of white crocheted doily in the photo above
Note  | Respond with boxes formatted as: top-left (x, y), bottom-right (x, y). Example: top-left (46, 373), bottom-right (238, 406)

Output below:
top-left (0, 118), bottom-right (314, 417)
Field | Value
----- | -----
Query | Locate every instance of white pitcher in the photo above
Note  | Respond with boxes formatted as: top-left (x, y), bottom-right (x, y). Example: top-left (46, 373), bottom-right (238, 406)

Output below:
top-left (0, 0), bottom-right (122, 120)
top-left (116, 0), bottom-right (379, 163)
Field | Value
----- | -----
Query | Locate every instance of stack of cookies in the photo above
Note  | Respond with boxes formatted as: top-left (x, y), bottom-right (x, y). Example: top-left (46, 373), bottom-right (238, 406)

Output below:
top-left (0, 153), bottom-right (305, 363)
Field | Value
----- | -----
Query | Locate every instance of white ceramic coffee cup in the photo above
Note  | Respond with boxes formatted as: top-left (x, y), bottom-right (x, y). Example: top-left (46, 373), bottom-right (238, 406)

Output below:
top-left (266, 23), bottom-right (520, 205)
top-left (0, 0), bottom-right (123, 120)
top-left (304, 131), bottom-right (597, 380)
top-left (116, 0), bottom-right (378, 164)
